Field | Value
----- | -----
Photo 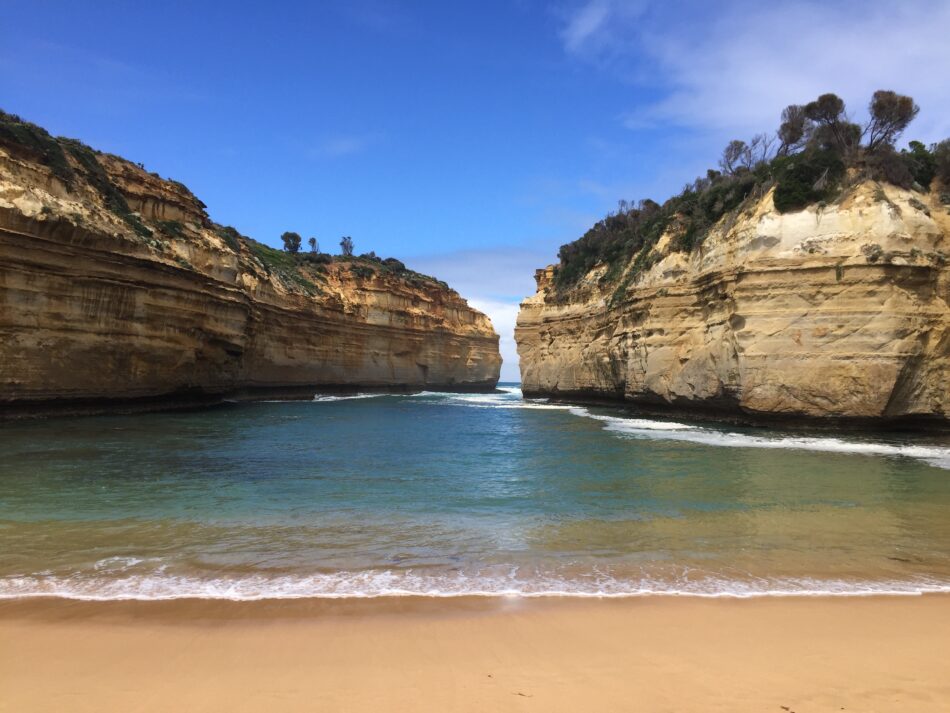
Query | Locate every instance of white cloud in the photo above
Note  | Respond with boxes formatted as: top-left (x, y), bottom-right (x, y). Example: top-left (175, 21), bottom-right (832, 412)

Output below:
top-left (560, 0), bottom-right (612, 53)
top-left (560, 0), bottom-right (950, 143)
top-left (469, 298), bottom-right (523, 383)
top-left (407, 247), bottom-right (551, 302)
top-left (407, 248), bottom-right (554, 382)
top-left (558, 0), bottom-right (649, 57)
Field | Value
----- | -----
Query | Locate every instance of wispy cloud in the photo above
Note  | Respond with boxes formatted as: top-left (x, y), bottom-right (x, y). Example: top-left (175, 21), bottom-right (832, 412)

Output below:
top-left (558, 0), bottom-right (649, 57)
top-left (310, 133), bottom-right (381, 158)
top-left (560, 0), bottom-right (612, 53)
top-left (559, 0), bottom-right (950, 142)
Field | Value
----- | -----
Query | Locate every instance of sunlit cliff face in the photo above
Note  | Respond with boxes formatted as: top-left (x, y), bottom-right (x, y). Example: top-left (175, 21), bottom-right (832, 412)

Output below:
top-left (0, 122), bottom-right (500, 412)
top-left (517, 181), bottom-right (950, 423)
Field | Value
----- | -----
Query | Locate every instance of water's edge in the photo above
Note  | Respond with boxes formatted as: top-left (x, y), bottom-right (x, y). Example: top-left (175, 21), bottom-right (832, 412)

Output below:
top-left (4, 386), bottom-right (949, 602)
top-left (520, 388), bottom-right (950, 433)
top-left (0, 382), bottom-right (501, 420)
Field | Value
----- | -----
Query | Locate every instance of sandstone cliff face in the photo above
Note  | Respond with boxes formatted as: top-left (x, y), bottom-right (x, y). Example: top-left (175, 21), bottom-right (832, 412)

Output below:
top-left (516, 182), bottom-right (950, 423)
top-left (0, 121), bottom-right (500, 413)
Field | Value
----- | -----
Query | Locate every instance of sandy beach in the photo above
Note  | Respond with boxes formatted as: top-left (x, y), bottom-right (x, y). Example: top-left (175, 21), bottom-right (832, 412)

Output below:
top-left (2, 595), bottom-right (949, 712)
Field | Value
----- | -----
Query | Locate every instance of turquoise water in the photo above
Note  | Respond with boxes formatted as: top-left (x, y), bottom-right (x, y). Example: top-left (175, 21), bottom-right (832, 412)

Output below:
top-left (2, 385), bottom-right (950, 599)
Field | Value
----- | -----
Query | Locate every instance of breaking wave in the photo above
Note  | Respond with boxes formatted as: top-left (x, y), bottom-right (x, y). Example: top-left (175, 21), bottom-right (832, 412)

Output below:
top-left (567, 407), bottom-right (950, 470)
top-left (311, 393), bottom-right (388, 403)
top-left (4, 568), bottom-right (949, 601)
top-left (404, 387), bottom-right (950, 469)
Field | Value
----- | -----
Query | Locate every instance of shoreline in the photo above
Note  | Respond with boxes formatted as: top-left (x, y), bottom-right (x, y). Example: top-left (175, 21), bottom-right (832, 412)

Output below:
top-left (3, 589), bottom-right (950, 618)
top-left (5, 582), bottom-right (950, 602)
top-left (3, 595), bottom-right (949, 711)
top-left (521, 388), bottom-right (950, 434)
top-left (0, 381), bottom-right (503, 421)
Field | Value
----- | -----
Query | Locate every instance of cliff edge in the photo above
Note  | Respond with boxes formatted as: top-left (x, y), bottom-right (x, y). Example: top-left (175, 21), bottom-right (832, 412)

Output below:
top-left (516, 181), bottom-right (949, 424)
top-left (0, 112), bottom-right (501, 414)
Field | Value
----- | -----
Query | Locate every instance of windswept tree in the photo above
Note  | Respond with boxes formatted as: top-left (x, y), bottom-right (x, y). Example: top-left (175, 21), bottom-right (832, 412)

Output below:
top-left (308, 237), bottom-right (318, 253)
top-left (778, 104), bottom-right (809, 155)
top-left (719, 135), bottom-right (773, 174)
top-left (865, 90), bottom-right (919, 152)
top-left (803, 93), bottom-right (862, 155)
top-left (804, 93), bottom-right (847, 150)
top-left (340, 236), bottom-right (354, 256)
top-left (719, 140), bottom-right (748, 175)
top-left (549, 87), bottom-right (942, 291)
top-left (747, 133), bottom-right (776, 166)
top-left (281, 231), bottom-right (302, 253)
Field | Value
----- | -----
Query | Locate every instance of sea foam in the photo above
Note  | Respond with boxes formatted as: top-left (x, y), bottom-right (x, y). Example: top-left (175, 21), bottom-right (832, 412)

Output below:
top-left (566, 407), bottom-right (950, 470)
top-left (2, 569), bottom-right (949, 601)
top-left (410, 388), bottom-right (950, 469)
top-left (311, 393), bottom-right (388, 402)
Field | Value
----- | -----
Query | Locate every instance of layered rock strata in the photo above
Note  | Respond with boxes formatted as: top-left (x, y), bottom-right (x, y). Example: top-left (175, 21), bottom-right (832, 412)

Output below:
top-left (516, 182), bottom-right (949, 424)
top-left (0, 119), bottom-right (500, 415)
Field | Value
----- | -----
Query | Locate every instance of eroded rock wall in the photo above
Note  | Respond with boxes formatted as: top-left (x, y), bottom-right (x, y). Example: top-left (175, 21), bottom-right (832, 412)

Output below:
top-left (516, 183), bottom-right (949, 423)
top-left (0, 130), bottom-right (500, 413)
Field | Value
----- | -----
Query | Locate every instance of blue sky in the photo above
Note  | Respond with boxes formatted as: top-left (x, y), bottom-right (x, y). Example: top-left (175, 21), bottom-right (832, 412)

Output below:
top-left (3, 1), bottom-right (948, 380)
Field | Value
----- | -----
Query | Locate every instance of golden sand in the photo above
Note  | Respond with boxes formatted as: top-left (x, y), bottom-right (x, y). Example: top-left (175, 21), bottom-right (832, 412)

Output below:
top-left (2, 595), bottom-right (949, 712)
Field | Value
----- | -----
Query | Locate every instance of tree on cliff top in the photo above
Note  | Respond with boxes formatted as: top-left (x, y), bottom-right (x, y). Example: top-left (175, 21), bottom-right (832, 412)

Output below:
top-left (281, 231), bottom-right (302, 253)
top-left (308, 237), bottom-right (318, 253)
top-left (340, 236), bottom-right (354, 256)
top-left (553, 88), bottom-right (947, 295)
top-left (866, 90), bottom-right (920, 152)
top-left (777, 104), bottom-right (808, 155)
top-left (935, 140), bottom-right (950, 185)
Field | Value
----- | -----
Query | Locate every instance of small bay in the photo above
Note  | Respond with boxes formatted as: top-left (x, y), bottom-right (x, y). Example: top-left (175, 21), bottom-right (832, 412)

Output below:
top-left (2, 385), bottom-right (949, 600)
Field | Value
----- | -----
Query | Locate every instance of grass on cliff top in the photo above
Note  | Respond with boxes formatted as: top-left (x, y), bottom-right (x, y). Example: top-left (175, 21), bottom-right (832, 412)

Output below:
top-left (552, 90), bottom-right (950, 299)
top-left (553, 150), bottom-right (845, 302)
top-left (0, 109), bottom-right (75, 188)
top-left (0, 109), bottom-right (210, 243)
top-left (216, 228), bottom-right (452, 294)
top-left (2, 108), bottom-right (454, 297)
top-left (230, 231), bottom-right (323, 295)
top-left (60, 138), bottom-right (154, 240)
top-left (334, 253), bottom-right (451, 290)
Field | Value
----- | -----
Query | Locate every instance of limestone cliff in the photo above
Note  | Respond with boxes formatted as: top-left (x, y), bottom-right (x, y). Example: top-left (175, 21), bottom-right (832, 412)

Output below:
top-left (0, 113), bottom-right (500, 414)
top-left (516, 181), bottom-right (950, 424)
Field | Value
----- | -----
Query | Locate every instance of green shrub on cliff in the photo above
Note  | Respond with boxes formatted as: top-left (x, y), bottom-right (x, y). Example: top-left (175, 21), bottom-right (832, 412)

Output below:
top-left (772, 150), bottom-right (845, 212)
top-left (298, 252), bottom-right (332, 265)
top-left (2, 109), bottom-right (452, 300)
top-left (158, 220), bottom-right (185, 238)
top-left (0, 110), bottom-right (75, 187)
top-left (902, 141), bottom-right (937, 188)
top-left (215, 225), bottom-right (243, 252)
top-left (553, 89), bottom-right (947, 294)
top-left (0, 110), bottom-right (157, 240)
top-left (351, 265), bottom-right (376, 279)
top-left (61, 138), bottom-right (153, 239)
top-left (935, 140), bottom-right (950, 185)
top-left (248, 239), bottom-right (297, 272)
top-left (246, 239), bottom-right (320, 294)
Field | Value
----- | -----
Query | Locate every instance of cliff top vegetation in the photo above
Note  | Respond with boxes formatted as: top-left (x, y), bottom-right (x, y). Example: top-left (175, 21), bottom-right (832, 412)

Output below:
top-left (553, 90), bottom-right (950, 293)
top-left (0, 109), bottom-right (451, 295)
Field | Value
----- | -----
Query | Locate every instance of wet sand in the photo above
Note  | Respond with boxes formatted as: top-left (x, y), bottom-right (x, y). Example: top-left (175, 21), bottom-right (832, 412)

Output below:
top-left (2, 595), bottom-right (949, 712)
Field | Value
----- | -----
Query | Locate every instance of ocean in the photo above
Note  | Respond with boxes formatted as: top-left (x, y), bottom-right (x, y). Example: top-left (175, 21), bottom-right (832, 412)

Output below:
top-left (2, 385), bottom-right (950, 600)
